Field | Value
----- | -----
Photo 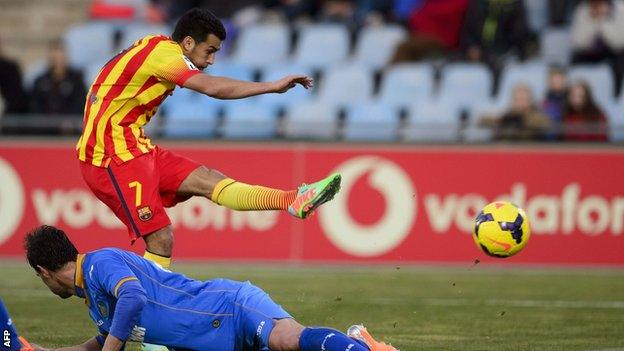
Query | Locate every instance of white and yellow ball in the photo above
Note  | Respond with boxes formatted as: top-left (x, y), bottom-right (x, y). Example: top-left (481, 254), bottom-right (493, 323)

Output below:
top-left (473, 201), bottom-right (531, 258)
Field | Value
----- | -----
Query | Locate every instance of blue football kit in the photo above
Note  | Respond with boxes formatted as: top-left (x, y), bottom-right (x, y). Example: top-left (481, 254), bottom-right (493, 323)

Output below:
top-left (0, 298), bottom-right (27, 351)
top-left (74, 248), bottom-right (291, 351)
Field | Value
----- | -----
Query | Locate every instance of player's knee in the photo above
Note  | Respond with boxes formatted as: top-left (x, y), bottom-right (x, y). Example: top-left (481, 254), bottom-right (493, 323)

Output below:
top-left (269, 318), bottom-right (305, 351)
top-left (144, 226), bottom-right (174, 257)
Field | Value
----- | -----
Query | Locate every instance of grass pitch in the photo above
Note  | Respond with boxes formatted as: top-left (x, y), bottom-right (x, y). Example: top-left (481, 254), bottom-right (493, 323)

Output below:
top-left (1, 260), bottom-right (623, 351)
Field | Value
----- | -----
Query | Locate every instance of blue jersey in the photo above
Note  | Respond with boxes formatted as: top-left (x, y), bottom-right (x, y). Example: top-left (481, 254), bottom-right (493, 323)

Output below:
top-left (75, 248), bottom-right (290, 351)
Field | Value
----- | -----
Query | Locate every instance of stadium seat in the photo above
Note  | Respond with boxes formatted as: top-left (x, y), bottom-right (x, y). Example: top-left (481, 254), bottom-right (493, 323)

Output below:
top-left (343, 103), bottom-right (400, 141)
top-left (283, 102), bottom-right (338, 139)
top-left (569, 64), bottom-right (615, 108)
top-left (221, 104), bottom-right (278, 139)
top-left (257, 65), bottom-right (314, 109)
top-left (540, 27), bottom-right (572, 65)
top-left (604, 100), bottom-right (624, 142)
top-left (438, 63), bottom-right (493, 111)
top-left (119, 23), bottom-right (170, 50)
top-left (292, 24), bottom-right (350, 70)
top-left (352, 25), bottom-right (407, 69)
top-left (207, 62), bottom-right (255, 82)
top-left (161, 88), bottom-right (220, 138)
top-left (497, 62), bottom-right (548, 106)
top-left (83, 59), bottom-right (109, 87)
top-left (23, 60), bottom-right (47, 90)
top-left (65, 22), bottom-right (116, 69)
top-left (524, 0), bottom-right (548, 32)
top-left (231, 24), bottom-right (290, 68)
top-left (462, 100), bottom-right (502, 142)
top-left (377, 63), bottom-right (435, 108)
top-left (403, 101), bottom-right (461, 142)
top-left (317, 64), bottom-right (374, 107)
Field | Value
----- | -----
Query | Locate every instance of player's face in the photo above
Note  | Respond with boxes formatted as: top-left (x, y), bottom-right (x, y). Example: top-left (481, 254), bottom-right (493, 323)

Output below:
top-left (187, 34), bottom-right (222, 70)
top-left (37, 269), bottom-right (72, 299)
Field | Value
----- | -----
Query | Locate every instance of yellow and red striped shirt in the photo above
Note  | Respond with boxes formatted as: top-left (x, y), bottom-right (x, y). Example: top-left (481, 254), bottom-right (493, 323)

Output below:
top-left (76, 35), bottom-right (200, 167)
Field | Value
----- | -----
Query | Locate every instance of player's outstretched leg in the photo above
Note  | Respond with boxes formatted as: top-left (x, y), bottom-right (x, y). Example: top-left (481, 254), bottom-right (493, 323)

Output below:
top-left (297, 325), bottom-right (398, 351)
top-left (181, 167), bottom-right (341, 218)
top-left (347, 325), bottom-right (399, 351)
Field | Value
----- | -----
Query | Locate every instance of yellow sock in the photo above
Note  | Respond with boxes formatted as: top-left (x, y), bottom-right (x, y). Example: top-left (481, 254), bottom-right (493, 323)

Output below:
top-left (211, 178), bottom-right (297, 211)
top-left (143, 250), bottom-right (171, 270)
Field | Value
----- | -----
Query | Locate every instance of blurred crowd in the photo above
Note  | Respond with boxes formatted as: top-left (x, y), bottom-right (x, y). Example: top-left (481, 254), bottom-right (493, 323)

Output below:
top-left (0, 0), bottom-right (622, 142)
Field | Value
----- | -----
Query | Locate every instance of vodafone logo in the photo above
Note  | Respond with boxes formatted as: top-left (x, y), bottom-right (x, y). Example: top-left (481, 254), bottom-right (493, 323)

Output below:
top-left (0, 157), bottom-right (25, 246)
top-left (318, 156), bottom-right (416, 257)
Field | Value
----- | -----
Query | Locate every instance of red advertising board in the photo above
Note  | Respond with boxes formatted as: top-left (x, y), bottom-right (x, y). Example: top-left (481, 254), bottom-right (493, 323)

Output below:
top-left (0, 141), bottom-right (623, 265)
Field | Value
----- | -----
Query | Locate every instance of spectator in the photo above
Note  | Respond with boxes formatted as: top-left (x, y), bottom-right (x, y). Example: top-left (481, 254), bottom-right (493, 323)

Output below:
top-left (30, 40), bottom-right (87, 117)
top-left (571, 0), bottom-right (624, 94)
top-left (319, 0), bottom-right (358, 29)
top-left (562, 81), bottom-right (609, 141)
top-left (391, 0), bottom-right (470, 63)
top-left (542, 66), bottom-right (568, 135)
top-left (460, 0), bottom-right (533, 73)
top-left (0, 37), bottom-right (28, 115)
top-left (479, 84), bottom-right (552, 141)
top-left (549, 0), bottom-right (583, 26)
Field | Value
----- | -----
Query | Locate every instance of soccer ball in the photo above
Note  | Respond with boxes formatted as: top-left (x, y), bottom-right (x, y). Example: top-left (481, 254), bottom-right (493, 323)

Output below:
top-left (473, 201), bottom-right (530, 258)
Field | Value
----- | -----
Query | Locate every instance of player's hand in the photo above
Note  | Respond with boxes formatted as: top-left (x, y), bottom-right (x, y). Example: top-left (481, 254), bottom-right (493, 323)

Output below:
top-left (271, 75), bottom-right (314, 94)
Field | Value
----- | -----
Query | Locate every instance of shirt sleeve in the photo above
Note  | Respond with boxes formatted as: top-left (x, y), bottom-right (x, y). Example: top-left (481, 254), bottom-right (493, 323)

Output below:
top-left (148, 40), bottom-right (201, 87)
top-left (91, 253), bottom-right (140, 297)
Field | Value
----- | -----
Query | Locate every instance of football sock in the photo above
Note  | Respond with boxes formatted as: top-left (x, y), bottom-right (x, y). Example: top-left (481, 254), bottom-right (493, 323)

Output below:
top-left (211, 178), bottom-right (297, 211)
top-left (299, 327), bottom-right (370, 351)
top-left (143, 250), bottom-right (171, 270)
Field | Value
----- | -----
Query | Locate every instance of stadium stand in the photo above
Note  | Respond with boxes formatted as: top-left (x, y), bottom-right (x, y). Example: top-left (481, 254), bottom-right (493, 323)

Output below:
top-left (231, 23), bottom-right (291, 68)
top-left (343, 103), bottom-right (400, 141)
top-left (377, 63), bottom-right (435, 109)
top-left (1, 0), bottom-right (622, 143)
top-left (292, 24), bottom-right (350, 70)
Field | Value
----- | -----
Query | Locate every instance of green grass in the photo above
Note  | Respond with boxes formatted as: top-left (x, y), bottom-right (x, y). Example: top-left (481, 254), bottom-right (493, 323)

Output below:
top-left (1, 260), bottom-right (624, 351)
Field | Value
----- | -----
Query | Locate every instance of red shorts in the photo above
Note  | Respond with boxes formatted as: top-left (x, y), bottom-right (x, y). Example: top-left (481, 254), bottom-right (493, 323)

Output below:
top-left (80, 146), bottom-right (201, 242)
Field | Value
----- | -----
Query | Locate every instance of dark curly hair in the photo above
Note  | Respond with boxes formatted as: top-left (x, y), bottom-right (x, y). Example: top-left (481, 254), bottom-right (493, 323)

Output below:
top-left (24, 225), bottom-right (78, 272)
top-left (172, 8), bottom-right (226, 43)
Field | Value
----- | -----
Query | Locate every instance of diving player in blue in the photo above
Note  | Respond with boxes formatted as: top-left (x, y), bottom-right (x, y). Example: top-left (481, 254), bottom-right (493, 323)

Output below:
top-left (0, 298), bottom-right (34, 351)
top-left (23, 225), bottom-right (398, 351)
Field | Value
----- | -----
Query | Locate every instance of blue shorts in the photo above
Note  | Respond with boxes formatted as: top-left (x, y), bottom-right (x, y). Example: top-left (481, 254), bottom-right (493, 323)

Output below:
top-left (234, 281), bottom-right (292, 351)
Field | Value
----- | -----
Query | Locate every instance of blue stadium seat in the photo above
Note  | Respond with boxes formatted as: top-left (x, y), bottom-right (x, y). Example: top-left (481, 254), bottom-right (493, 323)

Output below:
top-left (377, 63), bottom-right (434, 108)
top-left (497, 62), bottom-right (548, 106)
top-left (284, 102), bottom-right (338, 139)
top-left (292, 24), bottom-right (350, 70)
top-left (403, 101), bottom-right (461, 142)
top-left (161, 88), bottom-right (219, 138)
top-left (221, 104), bottom-right (278, 139)
top-left (257, 65), bottom-right (314, 109)
top-left (343, 103), bottom-right (400, 141)
top-left (353, 25), bottom-right (407, 69)
top-left (207, 62), bottom-right (255, 81)
top-left (83, 59), bottom-right (109, 87)
top-left (65, 22), bottom-right (116, 69)
top-left (604, 100), bottom-right (624, 142)
top-left (540, 27), bottom-right (572, 65)
top-left (438, 63), bottom-right (493, 111)
top-left (23, 60), bottom-right (47, 90)
top-left (569, 64), bottom-right (615, 108)
top-left (463, 100), bottom-right (502, 142)
top-left (317, 64), bottom-right (374, 107)
top-left (524, 0), bottom-right (548, 32)
top-left (119, 24), bottom-right (171, 50)
top-left (231, 24), bottom-right (290, 68)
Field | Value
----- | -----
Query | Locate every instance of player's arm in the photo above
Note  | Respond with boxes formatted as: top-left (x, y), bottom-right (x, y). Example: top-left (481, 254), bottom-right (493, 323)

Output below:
top-left (92, 255), bottom-right (147, 349)
top-left (183, 73), bottom-right (313, 100)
